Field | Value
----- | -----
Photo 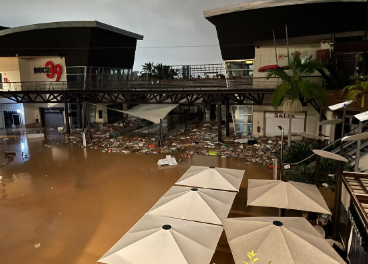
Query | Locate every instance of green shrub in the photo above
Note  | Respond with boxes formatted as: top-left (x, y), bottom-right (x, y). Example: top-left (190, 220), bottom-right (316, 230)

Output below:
top-left (283, 141), bottom-right (314, 164)
top-left (283, 165), bottom-right (315, 184)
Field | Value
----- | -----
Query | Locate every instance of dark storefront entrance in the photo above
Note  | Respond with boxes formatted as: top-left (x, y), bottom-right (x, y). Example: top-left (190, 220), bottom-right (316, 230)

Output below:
top-left (3, 111), bottom-right (21, 129)
top-left (40, 108), bottom-right (64, 128)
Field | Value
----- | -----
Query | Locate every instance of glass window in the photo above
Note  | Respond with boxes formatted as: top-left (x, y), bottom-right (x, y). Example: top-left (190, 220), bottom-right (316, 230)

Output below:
top-left (66, 67), bottom-right (85, 74)
top-left (91, 68), bottom-right (98, 75)
top-left (103, 68), bottom-right (110, 75)
top-left (67, 75), bottom-right (85, 82)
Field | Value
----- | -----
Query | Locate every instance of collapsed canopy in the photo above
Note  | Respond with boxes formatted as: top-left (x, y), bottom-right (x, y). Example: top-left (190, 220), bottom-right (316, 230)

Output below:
top-left (122, 104), bottom-right (178, 124)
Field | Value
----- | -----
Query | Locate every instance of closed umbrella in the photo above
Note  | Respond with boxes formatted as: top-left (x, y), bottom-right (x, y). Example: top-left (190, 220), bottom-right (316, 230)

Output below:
top-left (247, 179), bottom-right (331, 214)
top-left (175, 166), bottom-right (245, 192)
top-left (147, 186), bottom-right (236, 225)
top-left (98, 214), bottom-right (223, 264)
top-left (221, 217), bottom-right (345, 264)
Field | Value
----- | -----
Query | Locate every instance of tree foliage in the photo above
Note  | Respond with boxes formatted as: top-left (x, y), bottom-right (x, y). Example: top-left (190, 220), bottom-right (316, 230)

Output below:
top-left (342, 80), bottom-right (368, 108)
top-left (267, 52), bottom-right (326, 110)
top-left (141, 62), bottom-right (178, 80)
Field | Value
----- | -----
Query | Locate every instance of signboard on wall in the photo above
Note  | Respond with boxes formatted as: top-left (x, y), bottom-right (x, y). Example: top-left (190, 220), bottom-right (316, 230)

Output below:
top-left (34, 61), bottom-right (63, 82)
top-left (265, 112), bottom-right (306, 136)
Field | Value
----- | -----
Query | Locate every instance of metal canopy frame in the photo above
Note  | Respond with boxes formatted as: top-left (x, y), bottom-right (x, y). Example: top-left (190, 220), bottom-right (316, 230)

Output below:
top-left (0, 88), bottom-right (271, 106)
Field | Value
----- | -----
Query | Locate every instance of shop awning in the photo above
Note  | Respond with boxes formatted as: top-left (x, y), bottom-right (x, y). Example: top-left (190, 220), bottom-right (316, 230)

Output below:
top-left (258, 64), bottom-right (279, 72)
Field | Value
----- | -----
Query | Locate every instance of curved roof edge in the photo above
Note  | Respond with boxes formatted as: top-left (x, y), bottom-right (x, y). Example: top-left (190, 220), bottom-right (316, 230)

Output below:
top-left (0, 21), bottom-right (144, 40)
top-left (204, 0), bottom-right (366, 18)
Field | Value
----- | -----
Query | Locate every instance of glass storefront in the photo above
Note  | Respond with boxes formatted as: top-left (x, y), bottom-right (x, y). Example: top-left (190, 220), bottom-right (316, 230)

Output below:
top-left (225, 60), bottom-right (254, 78)
top-left (231, 105), bottom-right (253, 136)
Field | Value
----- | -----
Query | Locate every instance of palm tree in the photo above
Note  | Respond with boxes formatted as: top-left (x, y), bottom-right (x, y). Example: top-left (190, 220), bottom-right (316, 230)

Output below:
top-left (153, 63), bottom-right (165, 79)
top-left (342, 80), bottom-right (368, 107)
top-left (267, 52), bottom-right (325, 147)
top-left (162, 66), bottom-right (178, 80)
top-left (142, 62), bottom-right (154, 80)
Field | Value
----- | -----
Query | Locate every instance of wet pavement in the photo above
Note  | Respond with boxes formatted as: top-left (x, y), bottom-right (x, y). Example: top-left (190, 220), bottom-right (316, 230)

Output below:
top-left (0, 130), bottom-right (335, 264)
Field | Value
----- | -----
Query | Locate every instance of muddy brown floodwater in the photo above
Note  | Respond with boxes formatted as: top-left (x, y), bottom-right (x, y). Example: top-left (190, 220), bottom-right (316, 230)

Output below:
top-left (0, 132), bottom-right (335, 264)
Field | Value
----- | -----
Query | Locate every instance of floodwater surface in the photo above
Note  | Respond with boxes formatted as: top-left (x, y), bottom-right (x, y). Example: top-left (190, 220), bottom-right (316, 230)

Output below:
top-left (0, 131), bottom-right (332, 264)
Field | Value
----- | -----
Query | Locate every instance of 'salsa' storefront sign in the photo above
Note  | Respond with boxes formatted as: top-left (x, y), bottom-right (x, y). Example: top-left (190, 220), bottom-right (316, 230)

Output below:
top-left (273, 113), bottom-right (296, 118)
top-left (34, 61), bottom-right (63, 82)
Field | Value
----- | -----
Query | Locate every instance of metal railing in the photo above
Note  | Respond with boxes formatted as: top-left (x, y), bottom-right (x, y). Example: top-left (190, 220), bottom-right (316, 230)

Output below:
top-left (0, 76), bottom-right (325, 91)
top-left (284, 121), bottom-right (368, 169)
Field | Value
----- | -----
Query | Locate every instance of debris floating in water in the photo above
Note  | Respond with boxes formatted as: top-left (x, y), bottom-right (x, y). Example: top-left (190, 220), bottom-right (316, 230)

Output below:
top-left (62, 121), bottom-right (285, 167)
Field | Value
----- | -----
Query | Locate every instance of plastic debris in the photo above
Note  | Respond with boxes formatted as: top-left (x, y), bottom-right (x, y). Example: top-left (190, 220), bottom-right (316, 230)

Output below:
top-left (62, 121), bottom-right (283, 167)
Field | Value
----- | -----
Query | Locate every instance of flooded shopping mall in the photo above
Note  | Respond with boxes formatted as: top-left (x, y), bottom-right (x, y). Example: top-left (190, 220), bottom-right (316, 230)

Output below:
top-left (0, 127), bottom-right (336, 264)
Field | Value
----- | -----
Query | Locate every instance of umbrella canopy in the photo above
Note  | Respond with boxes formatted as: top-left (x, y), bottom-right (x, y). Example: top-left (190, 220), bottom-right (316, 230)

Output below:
top-left (147, 186), bottom-right (236, 225)
top-left (121, 104), bottom-right (178, 124)
top-left (299, 132), bottom-right (323, 140)
top-left (247, 179), bottom-right (331, 214)
top-left (221, 217), bottom-right (345, 264)
top-left (355, 111), bottom-right (368, 121)
top-left (319, 119), bottom-right (342, 126)
top-left (313, 149), bottom-right (348, 162)
top-left (175, 166), bottom-right (245, 192)
top-left (342, 132), bottom-right (368, 141)
top-left (98, 214), bottom-right (223, 264)
top-left (328, 100), bottom-right (352, 111)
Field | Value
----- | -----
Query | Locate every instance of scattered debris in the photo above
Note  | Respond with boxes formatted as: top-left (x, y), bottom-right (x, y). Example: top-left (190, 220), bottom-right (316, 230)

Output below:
top-left (34, 243), bottom-right (40, 248)
top-left (62, 121), bottom-right (283, 167)
top-left (158, 155), bottom-right (177, 166)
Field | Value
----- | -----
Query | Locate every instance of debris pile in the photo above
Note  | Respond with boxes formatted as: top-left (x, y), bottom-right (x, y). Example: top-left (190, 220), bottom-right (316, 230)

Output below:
top-left (63, 121), bottom-right (283, 167)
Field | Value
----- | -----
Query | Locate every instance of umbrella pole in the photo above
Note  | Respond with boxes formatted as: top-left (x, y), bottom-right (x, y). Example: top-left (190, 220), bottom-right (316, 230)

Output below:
top-left (355, 120), bottom-right (363, 172)
top-left (332, 109), bottom-right (346, 240)
top-left (217, 103), bottom-right (222, 142)
top-left (280, 128), bottom-right (284, 180)
top-left (315, 101), bottom-right (323, 187)
top-left (159, 119), bottom-right (163, 147)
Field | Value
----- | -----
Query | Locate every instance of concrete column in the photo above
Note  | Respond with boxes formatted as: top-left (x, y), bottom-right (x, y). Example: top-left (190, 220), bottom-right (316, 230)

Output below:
top-left (226, 103), bottom-right (230, 137)
top-left (64, 99), bottom-right (70, 135)
top-left (217, 104), bottom-right (222, 142)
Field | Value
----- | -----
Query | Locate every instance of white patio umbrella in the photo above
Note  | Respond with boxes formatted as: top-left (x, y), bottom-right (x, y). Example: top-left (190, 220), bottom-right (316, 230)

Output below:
top-left (175, 166), bottom-right (245, 192)
top-left (98, 214), bottom-right (223, 264)
top-left (247, 179), bottom-right (331, 214)
top-left (342, 132), bottom-right (368, 142)
top-left (319, 119), bottom-right (342, 126)
top-left (221, 217), bottom-right (345, 264)
top-left (312, 149), bottom-right (348, 162)
top-left (299, 132), bottom-right (323, 141)
top-left (147, 186), bottom-right (236, 225)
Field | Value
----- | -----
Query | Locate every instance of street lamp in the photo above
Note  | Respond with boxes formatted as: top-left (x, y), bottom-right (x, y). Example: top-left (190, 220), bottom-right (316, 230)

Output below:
top-left (312, 149), bottom-right (348, 240)
top-left (314, 100), bottom-right (353, 240)
top-left (350, 111), bottom-right (368, 171)
top-left (299, 132), bottom-right (328, 187)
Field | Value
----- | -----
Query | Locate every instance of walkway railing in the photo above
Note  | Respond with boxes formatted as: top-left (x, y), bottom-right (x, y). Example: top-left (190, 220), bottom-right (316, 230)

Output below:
top-left (0, 76), bottom-right (324, 91)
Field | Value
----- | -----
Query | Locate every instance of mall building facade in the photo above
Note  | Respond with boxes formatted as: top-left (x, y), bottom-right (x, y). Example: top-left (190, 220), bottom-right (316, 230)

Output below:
top-left (205, 0), bottom-right (367, 140)
top-left (0, 21), bottom-right (143, 129)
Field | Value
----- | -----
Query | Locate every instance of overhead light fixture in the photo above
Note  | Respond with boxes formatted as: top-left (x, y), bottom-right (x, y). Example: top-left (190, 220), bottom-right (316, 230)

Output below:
top-left (245, 60), bottom-right (253, 64)
top-left (328, 100), bottom-right (353, 111)
top-left (354, 111), bottom-right (368, 121)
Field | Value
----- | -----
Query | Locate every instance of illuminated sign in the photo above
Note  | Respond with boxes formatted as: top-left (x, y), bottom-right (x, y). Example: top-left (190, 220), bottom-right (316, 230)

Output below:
top-left (34, 61), bottom-right (63, 82)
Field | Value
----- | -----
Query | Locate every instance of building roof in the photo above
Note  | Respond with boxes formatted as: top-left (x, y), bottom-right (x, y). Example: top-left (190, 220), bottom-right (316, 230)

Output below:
top-left (203, 0), bottom-right (367, 61)
top-left (0, 21), bottom-right (144, 40)
top-left (204, 0), bottom-right (366, 18)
